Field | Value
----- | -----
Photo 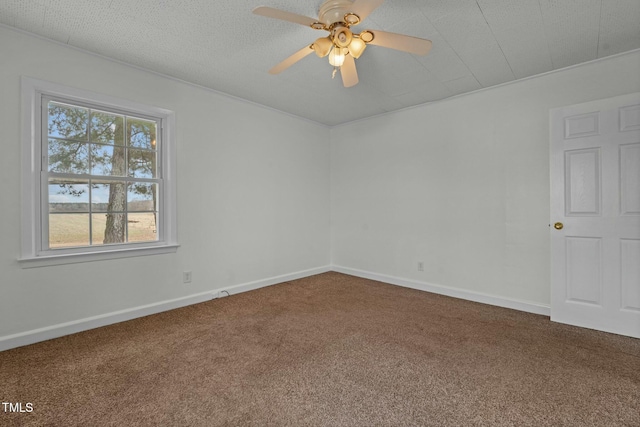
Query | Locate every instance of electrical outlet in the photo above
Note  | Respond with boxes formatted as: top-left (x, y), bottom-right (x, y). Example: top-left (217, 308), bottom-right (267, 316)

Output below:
top-left (183, 271), bottom-right (192, 283)
top-left (417, 262), bottom-right (424, 272)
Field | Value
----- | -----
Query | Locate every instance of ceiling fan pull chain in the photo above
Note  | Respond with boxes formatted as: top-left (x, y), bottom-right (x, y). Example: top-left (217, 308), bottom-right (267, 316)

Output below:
top-left (332, 67), bottom-right (338, 79)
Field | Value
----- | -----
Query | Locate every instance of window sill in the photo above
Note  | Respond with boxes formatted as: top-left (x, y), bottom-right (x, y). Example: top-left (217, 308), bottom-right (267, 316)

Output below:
top-left (18, 244), bottom-right (180, 268)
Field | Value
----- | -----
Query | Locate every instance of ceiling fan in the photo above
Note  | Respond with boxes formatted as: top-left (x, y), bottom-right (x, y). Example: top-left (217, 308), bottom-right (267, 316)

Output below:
top-left (253, 0), bottom-right (432, 87)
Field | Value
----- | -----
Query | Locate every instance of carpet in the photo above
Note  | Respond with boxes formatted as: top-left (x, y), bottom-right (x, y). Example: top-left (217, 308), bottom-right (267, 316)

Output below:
top-left (1, 272), bottom-right (639, 426)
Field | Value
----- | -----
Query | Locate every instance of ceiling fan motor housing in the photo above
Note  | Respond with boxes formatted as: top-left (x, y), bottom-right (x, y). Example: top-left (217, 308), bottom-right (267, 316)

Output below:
top-left (318, 0), bottom-right (357, 25)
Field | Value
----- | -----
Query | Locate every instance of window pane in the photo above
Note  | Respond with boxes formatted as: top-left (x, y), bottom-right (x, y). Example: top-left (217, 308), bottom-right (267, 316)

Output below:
top-left (48, 102), bottom-right (88, 140)
top-left (49, 179), bottom-right (89, 212)
top-left (127, 212), bottom-right (158, 243)
top-left (128, 148), bottom-right (156, 178)
top-left (48, 139), bottom-right (89, 174)
top-left (49, 213), bottom-right (89, 248)
top-left (91, 181), bottom-right (126, 212)
top-left (128, 183), bottom-right (156, 211)
top-left (91, 213), bottom-right (109, 246)
top-left (103, 212), bottom-right (127, 244)
top-left (127, 117), bottom-right (157, 150)
top-left (91, 144), bottom-right (125, 176)
top-left (90, 111), bottom-right (124, 145)
top-left (90, 144), bottom-right (113, 175)
top-left (94, 180), bottom-right (127, 244)
top-left (90, 144), bottom-right (126, 176)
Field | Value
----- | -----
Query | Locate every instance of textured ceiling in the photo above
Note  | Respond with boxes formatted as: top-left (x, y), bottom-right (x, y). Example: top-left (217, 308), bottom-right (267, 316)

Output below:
top-left (1, 0), bottom-right (639, 125)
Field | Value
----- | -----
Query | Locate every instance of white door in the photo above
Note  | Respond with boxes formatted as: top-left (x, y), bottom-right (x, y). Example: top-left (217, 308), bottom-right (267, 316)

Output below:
top-left (550, 92), bottom-right (640, 338)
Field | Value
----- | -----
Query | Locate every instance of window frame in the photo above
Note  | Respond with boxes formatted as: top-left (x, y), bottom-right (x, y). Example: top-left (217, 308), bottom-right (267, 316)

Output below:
top-left (20, 77), bottom-right (178, 267)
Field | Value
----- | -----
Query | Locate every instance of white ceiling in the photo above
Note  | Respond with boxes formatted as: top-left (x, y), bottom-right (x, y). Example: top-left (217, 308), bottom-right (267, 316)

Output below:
top-left (2, 0), bottom-right (639, 125)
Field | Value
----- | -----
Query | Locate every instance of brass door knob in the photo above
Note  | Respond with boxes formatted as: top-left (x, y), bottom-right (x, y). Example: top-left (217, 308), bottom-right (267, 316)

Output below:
top-left (554, 222), bottom-right (564, 230)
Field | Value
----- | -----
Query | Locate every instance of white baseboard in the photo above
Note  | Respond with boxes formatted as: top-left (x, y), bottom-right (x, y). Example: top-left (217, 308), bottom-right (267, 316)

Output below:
top-left (331, 265), bottom-right (551, 316)
top-left (214, 266), bottom-right (331, 297)
top-left (0, 265), bottom-right (331, 352)
top-left (0, 292), bottom-right (213, 352)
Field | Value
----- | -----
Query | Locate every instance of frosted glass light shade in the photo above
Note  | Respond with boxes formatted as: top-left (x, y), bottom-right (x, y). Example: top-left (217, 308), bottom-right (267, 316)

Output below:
top-left (328, 46), bottom-right (345, 67)
top-left (348, 38), bottom-right (366, 59)
top-left (313, 37), bottom-right (332, 58)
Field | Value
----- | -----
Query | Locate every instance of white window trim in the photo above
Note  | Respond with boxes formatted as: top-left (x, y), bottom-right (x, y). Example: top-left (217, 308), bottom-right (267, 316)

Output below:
top-left (19, 77), bottom-right (178, 268)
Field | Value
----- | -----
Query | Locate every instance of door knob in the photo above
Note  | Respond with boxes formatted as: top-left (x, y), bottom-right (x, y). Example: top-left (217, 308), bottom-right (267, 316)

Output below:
top-left (554, 222), bottom-right (563, 230)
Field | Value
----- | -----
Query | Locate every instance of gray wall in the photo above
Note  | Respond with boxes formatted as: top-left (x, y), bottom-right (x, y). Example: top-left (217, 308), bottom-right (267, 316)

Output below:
top-left (0, 26), bottom-right (331, 342)
top-left (331, 50), bottom-right (640, 307)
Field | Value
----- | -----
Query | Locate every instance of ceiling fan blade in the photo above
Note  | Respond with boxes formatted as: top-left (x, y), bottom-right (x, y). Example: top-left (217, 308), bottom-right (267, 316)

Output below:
top-left (269, 45), bottom-right (314, 74)
top-left (341, 54), bottom-right (359, 87)
top-left (367, 30), bottom-right (433, 55)
top-left (253, 6), bottom-right (319, 28)
top-left (350, 0), bottom-right (384, 22)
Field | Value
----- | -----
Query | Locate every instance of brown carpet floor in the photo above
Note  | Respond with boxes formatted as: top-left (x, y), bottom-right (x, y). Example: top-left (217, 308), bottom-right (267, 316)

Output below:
top-left (1, 272), bottom-right (639, 426)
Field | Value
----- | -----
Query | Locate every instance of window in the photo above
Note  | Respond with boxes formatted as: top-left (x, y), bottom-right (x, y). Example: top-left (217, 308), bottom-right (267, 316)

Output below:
top-left (20, 78), bottom-right (177, 266)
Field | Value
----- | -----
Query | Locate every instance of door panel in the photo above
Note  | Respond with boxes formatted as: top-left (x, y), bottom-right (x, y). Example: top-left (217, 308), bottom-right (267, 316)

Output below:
top-left (620, 143), bottom-right (640, 214)
top-left (551, 93), bottom-right (640, 338)
top-left (565, 148), bottom-right (601, 215)
top-left (621, 239), bottom-right (640, 311)
top-left (620, 104), bottom-right (640, 132)
top-left (564, 112), bottom-right (599, 139)
top-left (565, 237), bottom-right (602, 305)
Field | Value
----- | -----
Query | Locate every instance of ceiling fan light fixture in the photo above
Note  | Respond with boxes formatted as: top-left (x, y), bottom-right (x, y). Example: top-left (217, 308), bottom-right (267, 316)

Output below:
top-left (348, 37), bottom-right (366, 59)
top-left (328, 45), bottom-right (346, 67)
top-left (313, 37), bottom-right (333, 57)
